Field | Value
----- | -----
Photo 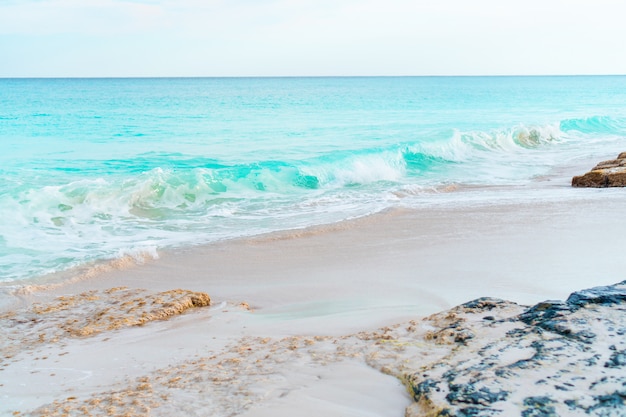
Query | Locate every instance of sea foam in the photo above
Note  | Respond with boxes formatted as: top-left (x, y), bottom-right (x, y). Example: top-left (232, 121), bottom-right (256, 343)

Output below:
top-left (1, 76), bottom-right (626, 283)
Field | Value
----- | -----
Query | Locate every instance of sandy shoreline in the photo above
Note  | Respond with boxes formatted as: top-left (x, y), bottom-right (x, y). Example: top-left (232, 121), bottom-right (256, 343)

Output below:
top-left (25, 186), bottom-right (626, 318)
top-left (2, 184), bottom-right (626, 416)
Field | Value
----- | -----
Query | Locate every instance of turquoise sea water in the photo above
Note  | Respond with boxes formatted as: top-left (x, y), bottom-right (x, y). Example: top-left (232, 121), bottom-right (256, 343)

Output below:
top-left (1, 76), bottom-right (626, 284)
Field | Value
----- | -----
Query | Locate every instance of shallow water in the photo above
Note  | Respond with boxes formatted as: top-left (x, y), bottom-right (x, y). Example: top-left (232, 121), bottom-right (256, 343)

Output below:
top-left (1, 76), bottom-right (626, 283)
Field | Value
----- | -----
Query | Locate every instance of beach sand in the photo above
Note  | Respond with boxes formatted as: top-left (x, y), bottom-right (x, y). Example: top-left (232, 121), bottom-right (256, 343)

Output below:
top-left (2, 183), bottom-right (626, 416)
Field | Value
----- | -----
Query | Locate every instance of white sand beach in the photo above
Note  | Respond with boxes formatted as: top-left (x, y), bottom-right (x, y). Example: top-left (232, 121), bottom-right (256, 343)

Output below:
top-left (2, 176), bottom-right (626, 416)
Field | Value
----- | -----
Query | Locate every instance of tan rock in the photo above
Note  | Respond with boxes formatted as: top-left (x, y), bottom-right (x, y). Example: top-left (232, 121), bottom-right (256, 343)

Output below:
top-left (0, 287), bottom-right (212, 358)
top-left (572, 152), bottom-right (626, 187)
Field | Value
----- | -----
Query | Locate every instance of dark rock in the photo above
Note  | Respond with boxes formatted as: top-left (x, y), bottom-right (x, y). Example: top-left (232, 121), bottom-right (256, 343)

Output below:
top-left (584, 354), bottom-right (601, 366)
top-left (516, 281), bottom-right (626, 342)
top-left (411, 378), bottom-right (441, 400)
top-left (457, 406), bottom-right (501, 416)
top-left (565, 281), bottom-right (626, 309)
top-left (604, 349), bottom-right (626, 368)
top-left (522, 396), bottom-right (557, 417)
top-left (589, 376), bottom-right (610, 390)
top-left (564, 399), bottom-right (579, 410)
top-left (517, 301), bottom-right (593, 341)
top-left (446, 384), bottom-right (509, 406)
top-left (523, 396), bottom-right (555, 407)
top-left (461, 298), bottom-right (508, 311)
top-left (588, 391), bottom-right (626, 414)
top-left (403, 281), bottom-right (626, 417)
top-left (518, 301), bottom-right (570, 326)
top-left (443, 369), bottom-right (459, 382)
top-left (493, 368), bottom-right (515, 378)
top-left (575, 330), bottom-right (597, 343)
top-left (572, 153), bottom-right (626, 187)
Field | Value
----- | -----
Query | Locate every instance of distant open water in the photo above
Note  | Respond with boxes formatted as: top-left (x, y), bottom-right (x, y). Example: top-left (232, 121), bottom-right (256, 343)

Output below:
top-left (1, 76), bottom-right (626, 283)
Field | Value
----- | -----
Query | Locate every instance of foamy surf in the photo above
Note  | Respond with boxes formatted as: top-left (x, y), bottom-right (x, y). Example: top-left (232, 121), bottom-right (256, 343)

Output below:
top-left (1, 76), bottom-right (626, 284)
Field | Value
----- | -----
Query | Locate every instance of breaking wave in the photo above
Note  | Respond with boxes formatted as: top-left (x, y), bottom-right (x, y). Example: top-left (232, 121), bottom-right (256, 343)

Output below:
top-left (560, 116), bottom-right (626, 135)
top-left (1, 116), bottom-right (623, 283)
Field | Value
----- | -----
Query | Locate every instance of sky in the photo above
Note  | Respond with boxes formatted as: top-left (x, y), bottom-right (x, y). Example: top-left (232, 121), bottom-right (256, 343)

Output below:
top-left (1, 0), bottom-right (626, 77)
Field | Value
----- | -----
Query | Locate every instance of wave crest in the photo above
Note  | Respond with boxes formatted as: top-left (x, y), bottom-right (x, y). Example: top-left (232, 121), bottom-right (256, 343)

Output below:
top-left (462, 124), bottom-right (562, 152)
top-left (415, 123), bottom-right (565, 163)
top-left (2, 116), bottom-right (620, 283)
top-left (560, 116), bottom-right (626, 135)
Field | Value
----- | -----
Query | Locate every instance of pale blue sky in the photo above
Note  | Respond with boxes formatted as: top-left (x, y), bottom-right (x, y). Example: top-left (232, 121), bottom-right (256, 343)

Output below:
top-left (1, 0), bottom-right (625, 77)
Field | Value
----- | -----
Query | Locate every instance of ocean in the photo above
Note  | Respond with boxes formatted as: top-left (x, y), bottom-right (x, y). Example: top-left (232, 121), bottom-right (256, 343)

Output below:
top-left (1, 76), bottom-right (626, 285)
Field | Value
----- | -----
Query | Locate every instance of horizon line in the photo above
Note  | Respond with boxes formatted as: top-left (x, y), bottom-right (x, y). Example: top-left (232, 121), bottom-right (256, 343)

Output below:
top-left (1, 73), bottom-right (625, 80)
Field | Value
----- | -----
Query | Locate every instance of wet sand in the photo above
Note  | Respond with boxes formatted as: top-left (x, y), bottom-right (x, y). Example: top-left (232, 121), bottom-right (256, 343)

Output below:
top-left (2, 186), bottom-right (626, 416)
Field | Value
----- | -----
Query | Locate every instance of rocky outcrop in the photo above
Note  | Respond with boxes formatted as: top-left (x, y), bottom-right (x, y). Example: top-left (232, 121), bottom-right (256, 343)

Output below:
top-left (572, 152), bottom-right (626, 187)
top-left (0, 287), bottom-right (211, 360)
top-left (16, 282), bottom-right (626, 417)
top-left (404, 281), bottom-right (626, 417)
